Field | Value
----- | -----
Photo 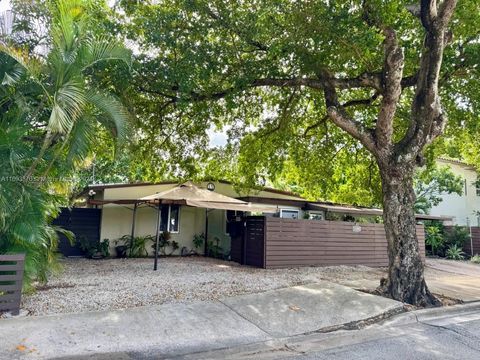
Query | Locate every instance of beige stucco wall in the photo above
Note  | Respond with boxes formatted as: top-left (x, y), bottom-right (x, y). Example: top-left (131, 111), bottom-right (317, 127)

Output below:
top-left (100, 204), bottom-right (206, 255)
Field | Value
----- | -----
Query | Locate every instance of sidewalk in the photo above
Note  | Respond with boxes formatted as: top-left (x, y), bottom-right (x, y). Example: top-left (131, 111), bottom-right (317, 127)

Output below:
top-left (0, 281), bottom-right (402, 359)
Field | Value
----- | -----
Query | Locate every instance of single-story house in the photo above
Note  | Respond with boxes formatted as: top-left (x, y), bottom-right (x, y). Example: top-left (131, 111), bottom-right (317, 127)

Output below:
top-left (76, 180), bottom-right (449, 266)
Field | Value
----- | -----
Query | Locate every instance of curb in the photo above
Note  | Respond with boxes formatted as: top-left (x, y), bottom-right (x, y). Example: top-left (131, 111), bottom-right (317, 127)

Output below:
top-left (375, 301), bottom-right (480, 327)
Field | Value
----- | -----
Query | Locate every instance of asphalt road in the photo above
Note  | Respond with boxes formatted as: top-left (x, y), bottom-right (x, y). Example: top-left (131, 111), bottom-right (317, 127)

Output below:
top-left (173, 304), bottom-right (480, 360)
top-left (49, 304), bottom-right (480, 360)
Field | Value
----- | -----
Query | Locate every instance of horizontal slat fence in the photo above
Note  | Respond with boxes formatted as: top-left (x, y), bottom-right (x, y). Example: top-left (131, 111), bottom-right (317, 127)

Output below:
top-left (0, 254), bottom-right (25, 315)
top-left (264, 218), bottom-right (425, 268)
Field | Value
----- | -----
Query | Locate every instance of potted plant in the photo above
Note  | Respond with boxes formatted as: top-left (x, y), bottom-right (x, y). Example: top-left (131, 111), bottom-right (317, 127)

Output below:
top-left (114, 236), bottom-right (130, 258)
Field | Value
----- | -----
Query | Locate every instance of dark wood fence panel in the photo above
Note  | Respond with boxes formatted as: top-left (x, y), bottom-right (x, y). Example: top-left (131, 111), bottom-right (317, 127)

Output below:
top-left (463, 227), bottom-right (480, 255)
top-left (53, 208), bottom-right (102, 257)
top-left (264, 218), bottom-right (425, 268)
top-left (244, 217), bottom-right (265, 268)
top-left (229, 222), bottom-right (244, 264)
top-left (0, 254), bottom-right (25, 315)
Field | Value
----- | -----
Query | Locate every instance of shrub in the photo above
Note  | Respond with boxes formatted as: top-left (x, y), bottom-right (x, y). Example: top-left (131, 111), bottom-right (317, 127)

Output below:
top-left (119, 235), bottom-right (154, 257)
top-left (444, 225), bottom-right (470, 249)
top-left (78, 237), bottom-right (110, 258)
top-left (192, 233), bottom-right (205, 250)
top-left (425, 225), bottom-right (444, 256)
top-left (445, 245), bottom-right (465, 260)
top-left (470, 254), bottom-right (480, 264)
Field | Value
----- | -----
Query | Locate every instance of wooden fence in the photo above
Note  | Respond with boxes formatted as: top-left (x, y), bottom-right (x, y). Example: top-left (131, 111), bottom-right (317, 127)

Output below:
top-left (463, 227), bottom-right (480, 256)
top-left (53, 208), bottom-right (102, 257)
top-left (0, 254), bottom-right (25, 315)
top-left (264, 218), bottom-right (425, 269)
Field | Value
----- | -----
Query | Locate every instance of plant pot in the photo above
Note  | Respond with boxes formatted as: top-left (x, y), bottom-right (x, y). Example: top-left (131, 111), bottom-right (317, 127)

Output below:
top-left (91, 251), bottom-right (104, 260)
top-left (115, 245), bottom-right (128, 258)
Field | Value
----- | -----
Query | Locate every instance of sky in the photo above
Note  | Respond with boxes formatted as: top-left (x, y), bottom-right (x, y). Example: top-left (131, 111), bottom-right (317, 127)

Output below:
top-left (0, 0), bottom-right (10, 12)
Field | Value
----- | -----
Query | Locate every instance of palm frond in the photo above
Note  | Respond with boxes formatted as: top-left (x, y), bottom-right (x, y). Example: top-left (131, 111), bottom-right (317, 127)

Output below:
top-left (65, 115), bottom-right (96, 165)
top-left (86, 90), bottom-right (129, 140)
top-left (48, 79), bottom-right (86, 134)
top-left (80, 36), bottom-right (132, 71)
top-left (0, 43), bottom-right (43, 79)
top-left (1, 62), bottom-right (25, 86)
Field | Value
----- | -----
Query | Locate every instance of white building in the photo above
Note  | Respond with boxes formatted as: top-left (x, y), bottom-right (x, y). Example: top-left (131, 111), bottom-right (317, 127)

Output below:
top-left (430, 158), bottom-right (480, 226)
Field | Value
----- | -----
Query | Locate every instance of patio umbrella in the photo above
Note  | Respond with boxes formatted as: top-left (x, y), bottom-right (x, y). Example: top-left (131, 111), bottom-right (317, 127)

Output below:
top-left (139, 182), bottom-right (274, 270)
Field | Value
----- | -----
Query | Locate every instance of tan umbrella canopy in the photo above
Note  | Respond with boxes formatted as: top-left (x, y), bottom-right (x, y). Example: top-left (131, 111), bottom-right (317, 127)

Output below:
top-left (140, 181), bottom-right (274, 270)
top-left (140, 181), bottom-right (273, 212)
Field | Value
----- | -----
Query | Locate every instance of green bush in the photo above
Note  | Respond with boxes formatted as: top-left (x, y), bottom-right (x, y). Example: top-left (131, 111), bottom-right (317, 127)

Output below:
top-left (118, 235), bottom-right (154, 257)
top-left (470, 254), bottom-right (480, 264)
top-left (425, 225), bottom-right (444, 256)
top-left (192, 233), bottom-right (205, 250)
top-left (78, 237), bottom-right (110, 258)
top-left (445, 245), bottom-right (465, 260)
top-left (444, 225), bottom-right (470, 249)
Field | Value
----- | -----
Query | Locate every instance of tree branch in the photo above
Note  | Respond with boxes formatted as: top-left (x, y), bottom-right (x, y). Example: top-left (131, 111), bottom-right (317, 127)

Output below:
top-left (438, 0), bottom-right (458, 27)
top-left (420, 0), bottom-right (437, 29)
top-left (376, 28), bottom-right (404, 148)
top-left (323, 80), bottom-right (376, 154)
top-left (303, 92), bottom-right (379, 137)
top-left (399, 0), bottom-right (458, 155)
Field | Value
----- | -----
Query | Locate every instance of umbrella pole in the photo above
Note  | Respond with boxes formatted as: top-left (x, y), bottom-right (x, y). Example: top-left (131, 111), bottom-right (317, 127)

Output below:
top-left (130, 203), bottom-right (137, 242)
top-left (204, 208), bottom-right (209, 257)
top-left (154, 202), bottom-right (161, 271)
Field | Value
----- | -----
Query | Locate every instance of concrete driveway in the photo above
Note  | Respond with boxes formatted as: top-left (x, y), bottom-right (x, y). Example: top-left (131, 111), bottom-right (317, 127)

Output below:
top-left (426, 259), bottom-right (480, 302)
top-left (0, 281), bottom-right (402, 359)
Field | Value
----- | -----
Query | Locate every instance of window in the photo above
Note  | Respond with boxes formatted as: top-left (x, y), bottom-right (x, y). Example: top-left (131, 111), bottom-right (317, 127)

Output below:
top-left (159, 205), bottom-right (180, 233)
top-left (308, 211), bottom-right (324, 221)
top-left (169, 205), bottom-right (179, 232)
top-left (476, 179), bottom-right (480, 197)
top-left (280, 209), bottom-right (299, 219)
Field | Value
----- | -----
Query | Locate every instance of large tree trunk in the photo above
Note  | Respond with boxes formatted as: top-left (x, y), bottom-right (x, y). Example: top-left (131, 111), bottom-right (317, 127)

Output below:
top-left (378, 159), bottom-right (439, 307)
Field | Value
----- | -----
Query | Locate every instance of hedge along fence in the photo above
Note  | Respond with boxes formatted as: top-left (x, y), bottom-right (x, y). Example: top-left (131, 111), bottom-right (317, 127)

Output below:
top-left (264, 218), bottom-right (425, 269)
top-left (0, 254), bottom-right (25, 315)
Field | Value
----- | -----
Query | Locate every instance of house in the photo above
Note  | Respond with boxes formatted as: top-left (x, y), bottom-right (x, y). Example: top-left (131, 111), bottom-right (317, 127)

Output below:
top-left (84, 180), bottom-right (308, 256)
top-left (80, 180), bottom-right (445, 263)
top-left (429, 158), bottom-right (480, 226)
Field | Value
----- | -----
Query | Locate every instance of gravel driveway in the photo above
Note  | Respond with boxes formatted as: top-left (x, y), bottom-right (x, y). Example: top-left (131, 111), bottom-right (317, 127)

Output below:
top-left (22, 257), bottom-right (385, 316)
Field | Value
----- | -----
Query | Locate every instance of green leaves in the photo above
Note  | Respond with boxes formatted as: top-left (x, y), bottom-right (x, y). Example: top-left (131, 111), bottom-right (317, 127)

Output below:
top-left (0, 0), bottom-right (132, 288)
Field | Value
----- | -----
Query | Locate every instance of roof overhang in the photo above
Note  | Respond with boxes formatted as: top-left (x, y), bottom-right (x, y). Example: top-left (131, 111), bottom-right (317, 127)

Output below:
top-left (307, 203), bottom-right (383, 216)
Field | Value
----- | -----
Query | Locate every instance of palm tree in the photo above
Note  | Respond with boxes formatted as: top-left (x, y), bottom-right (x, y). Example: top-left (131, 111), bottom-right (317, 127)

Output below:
top-left (1, 0), bottom-right (131, 177)
top-left (0, 0), bottom-right (131, 286)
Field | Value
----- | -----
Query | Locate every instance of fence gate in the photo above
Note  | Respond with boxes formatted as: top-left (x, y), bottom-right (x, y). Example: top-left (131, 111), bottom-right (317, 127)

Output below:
top-left (53, 208), bottom-right (102, 257)
top-left (244, 216), bottom-right (266, 268)
top-left (229, 216), bottom-right (266, 268)
top-left (0, 254), bottom-right (25, 315)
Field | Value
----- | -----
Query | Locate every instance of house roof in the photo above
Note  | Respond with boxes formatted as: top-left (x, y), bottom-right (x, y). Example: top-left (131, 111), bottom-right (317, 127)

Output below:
top-left (437, 157), bottom-right (477, 170)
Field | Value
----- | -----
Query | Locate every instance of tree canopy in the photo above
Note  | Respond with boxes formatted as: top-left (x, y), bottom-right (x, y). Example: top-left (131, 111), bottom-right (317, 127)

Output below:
top-left (102, 0), bottom-right (480, 202)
